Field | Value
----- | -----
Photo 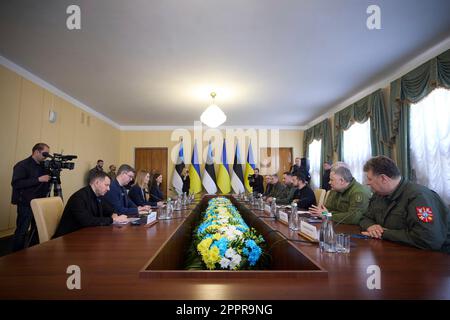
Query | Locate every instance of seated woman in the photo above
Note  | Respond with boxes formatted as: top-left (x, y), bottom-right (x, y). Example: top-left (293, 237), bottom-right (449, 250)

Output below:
top-left (129, 170), bottom-right (163, 207)
top-left (149, 172), bottom-right (165, 202)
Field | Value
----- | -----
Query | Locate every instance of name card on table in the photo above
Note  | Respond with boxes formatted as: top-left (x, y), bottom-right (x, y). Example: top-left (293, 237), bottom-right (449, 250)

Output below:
top-left (298, 220), bottom-right (318, 242)
top-left (278, 211), bottom-right (289, 225)
top-left (146, 211), bottom-right (158, 227)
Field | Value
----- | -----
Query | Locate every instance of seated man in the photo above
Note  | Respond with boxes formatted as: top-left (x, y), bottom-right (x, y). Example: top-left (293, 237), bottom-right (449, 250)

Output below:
top-left (309, 164), bottom-right (371, 225)
top-left (266, 174), bottom-right (286, 201)
top-left (292, 173), bottom-right (316, 210)
top-left (360, 156), bottom-right (450, 253)
top-left (53, 171), bottom-right (128, 238)
top-left (262, 175), bottom-right (272, 197)
top-left (274, 172), bottom-right (296, 205)
top-left (104, 164), bottom-right (150, 216)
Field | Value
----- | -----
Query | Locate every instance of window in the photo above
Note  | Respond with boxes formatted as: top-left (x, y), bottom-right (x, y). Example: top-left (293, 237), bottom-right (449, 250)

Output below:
top-left (308, 139), bottom-right (322, 189)
top-left (410, 88), bottom-right (450, 204)
top-left (343, 120), bottom-right (372, 184)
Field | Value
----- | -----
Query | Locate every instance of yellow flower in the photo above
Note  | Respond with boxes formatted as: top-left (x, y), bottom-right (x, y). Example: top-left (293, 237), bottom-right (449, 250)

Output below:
top-left (203, 246), bottom-right (220, 269)
top-left (197, 238), bottom-right (212, 255)
top-left (212, 233), bottom-right (222, 241)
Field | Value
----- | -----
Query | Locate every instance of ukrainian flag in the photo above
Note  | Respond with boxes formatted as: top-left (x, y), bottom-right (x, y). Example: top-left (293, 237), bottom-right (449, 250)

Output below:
top-left (189, 140), bottom-right (202, 194)
top-left (244, 141), bottom-right (256, 192)
top-left (217, 139), bottom-right (231, 194)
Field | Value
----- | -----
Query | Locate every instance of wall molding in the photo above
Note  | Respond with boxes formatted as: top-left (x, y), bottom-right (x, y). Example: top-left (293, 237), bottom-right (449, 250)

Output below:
top-left (305, 35), bottom-right (450, 129)
top-left (0, 55), bottom-right (121, 129)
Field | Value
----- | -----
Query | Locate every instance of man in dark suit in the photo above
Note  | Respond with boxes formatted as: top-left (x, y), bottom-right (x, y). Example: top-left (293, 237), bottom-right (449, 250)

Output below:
top-left (11, 143), bottom-right (51, 251)
top-left (290, 157), bottom-right (302, 175)
top-left (103, 164), bottom-right (150, 216)
top-left (53, 171), bottom-right (128, 238)
top-left (322, 161), bottom-right (332, 191)
top-left (249, 168), bottom-right (264, 194)
top-left (87, 159), bottom-right (104, 185)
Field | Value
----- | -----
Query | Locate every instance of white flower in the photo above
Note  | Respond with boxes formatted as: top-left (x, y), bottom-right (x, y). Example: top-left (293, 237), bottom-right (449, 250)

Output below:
top-left (225, 248), bottom-right (236, 258)
top-left (219, 257), bottom-right (231, 269)
top-left (229, 254), bottom-right (242, 269)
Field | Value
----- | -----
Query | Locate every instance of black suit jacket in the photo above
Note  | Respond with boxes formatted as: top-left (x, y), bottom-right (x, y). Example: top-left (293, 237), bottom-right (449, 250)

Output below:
top-left (293, 185), bottom-right (317, 210)
top-left (128, 185), bottom-right (157, 207)
top-left (149, 184), bottom-right (164, 202)
top-left (11, 156), bottom-right (50, 206)
top-left (53, 186), bottom-right (114, 238)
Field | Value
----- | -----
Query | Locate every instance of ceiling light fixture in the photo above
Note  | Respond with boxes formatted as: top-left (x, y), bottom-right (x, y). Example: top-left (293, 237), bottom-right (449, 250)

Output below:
top-left (200, 92), bottom-right (227, 128)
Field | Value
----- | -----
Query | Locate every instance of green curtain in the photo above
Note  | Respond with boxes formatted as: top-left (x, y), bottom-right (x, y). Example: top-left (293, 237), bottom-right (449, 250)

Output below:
top-left (334, 89), bottom-right (392, 160)
top-left (303, 119), bottom-right (332, 187)
top-left (389, 48), bottom-right (450, 177)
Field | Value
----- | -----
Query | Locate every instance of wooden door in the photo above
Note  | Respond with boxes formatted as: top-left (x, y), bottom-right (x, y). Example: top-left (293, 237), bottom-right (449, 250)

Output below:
top-left (135, 148), bottom-right (168, 198)
top-left (259, 147), bottom-right (293, 177)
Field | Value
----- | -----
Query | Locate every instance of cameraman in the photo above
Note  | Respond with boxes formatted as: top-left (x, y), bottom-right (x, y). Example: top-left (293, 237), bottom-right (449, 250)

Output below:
top-left (249, 168), bottom-right (264, 194)
top-left (11, 143), bottom-right (51, 251)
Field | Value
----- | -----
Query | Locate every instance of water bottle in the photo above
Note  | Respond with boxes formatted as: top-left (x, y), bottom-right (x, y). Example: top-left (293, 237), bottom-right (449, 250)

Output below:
top-left (289, 202), bottom-right (298, 230)
top-left (319, 211), bottom-right (328, 252)
top-left (259, 194), bottom-right (264, 210)
top-left (182, 192), bottom-right (187, 206)
top-left (323, 212), bottom-right (336, 253)
top-left (271, 198), bottom-right (278, 219)
top-left (166, 198), bottom-right (173, 217)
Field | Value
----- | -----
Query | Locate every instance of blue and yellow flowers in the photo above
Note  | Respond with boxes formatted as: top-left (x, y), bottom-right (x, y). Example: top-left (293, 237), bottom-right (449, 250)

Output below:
top-left (192, 197), bottom-right (266, 270)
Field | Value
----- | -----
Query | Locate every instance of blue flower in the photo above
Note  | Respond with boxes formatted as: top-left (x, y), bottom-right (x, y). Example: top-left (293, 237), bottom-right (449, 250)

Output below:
top-left (212, 237), bottom-right (229, 256)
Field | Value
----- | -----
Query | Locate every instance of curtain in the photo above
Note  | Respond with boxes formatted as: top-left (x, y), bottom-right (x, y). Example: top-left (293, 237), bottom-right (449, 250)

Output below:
top-left (308, 139), bottom-right (322, 189)
top-left (389, 48), bottom-right (450, 177)
top-left (334, 89), bottom-right (391, 160)
top-left (303, 119), bottom-right (332, 186)
top-left (410, 88), bottom-right (450, 204)
top-left (342, 120), bottom-right (372, 184)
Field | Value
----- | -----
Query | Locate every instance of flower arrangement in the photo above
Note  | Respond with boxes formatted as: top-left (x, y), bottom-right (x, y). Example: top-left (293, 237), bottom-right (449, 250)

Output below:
top-left (185, 197), bottom-right (268, 270)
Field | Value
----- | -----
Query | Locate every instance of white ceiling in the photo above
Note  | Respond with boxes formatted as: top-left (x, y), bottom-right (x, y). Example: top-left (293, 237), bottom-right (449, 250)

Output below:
top-left (1, 0), bottom-right (450, 127)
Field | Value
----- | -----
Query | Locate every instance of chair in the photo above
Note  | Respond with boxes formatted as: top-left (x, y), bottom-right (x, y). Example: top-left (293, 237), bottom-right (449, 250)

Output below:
top-left (30, 197), bottom-right (64, 244)
top-left (323, 190), bottom-right (331, 205)
top-left (313, 189), bottom-right (326, 207)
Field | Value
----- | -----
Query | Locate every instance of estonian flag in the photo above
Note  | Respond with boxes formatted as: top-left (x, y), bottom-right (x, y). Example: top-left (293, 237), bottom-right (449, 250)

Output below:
top-left (202, 141), bottom-right (217, 194)
top-left (244, 141), bottom-right (256, 192)
top-left (189, 140), bottom-right (202, 194)
top-left (231, 141), bottom-right (245, 194)
top-left (217, 139), bottom-right (231, 194)
top-left (172, 140), bottom-right (184, 195)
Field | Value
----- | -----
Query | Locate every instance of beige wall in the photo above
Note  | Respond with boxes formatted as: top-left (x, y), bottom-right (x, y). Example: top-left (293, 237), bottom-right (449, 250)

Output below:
top-left (0, 64), bottom-right (304, 237)
top-left (0, 65), bottom-right (120, 237)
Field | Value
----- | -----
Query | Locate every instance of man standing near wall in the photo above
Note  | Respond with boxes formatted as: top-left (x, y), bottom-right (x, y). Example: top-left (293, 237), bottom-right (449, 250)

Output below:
top-left (11, 143), bottom-right (51, 251)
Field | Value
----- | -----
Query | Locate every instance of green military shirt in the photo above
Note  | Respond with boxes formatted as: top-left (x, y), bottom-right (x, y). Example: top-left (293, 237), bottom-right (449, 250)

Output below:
top-left (277, 185), bottom-right (296, 205)
top-left (325, 178), bottom-right (371, 225)
top-left (360, 178), bottom-right (450, 253)
top-left (268, 182), bottom-right (286, 200)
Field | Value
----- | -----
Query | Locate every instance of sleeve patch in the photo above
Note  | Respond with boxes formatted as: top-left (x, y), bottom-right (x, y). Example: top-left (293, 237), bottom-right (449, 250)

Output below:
top-left (416, 206), bottom-right (433, 223)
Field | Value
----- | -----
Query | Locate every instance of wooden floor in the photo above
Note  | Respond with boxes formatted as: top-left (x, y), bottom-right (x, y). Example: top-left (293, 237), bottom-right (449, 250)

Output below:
top-left (0, 198), bottom-right (449, 299)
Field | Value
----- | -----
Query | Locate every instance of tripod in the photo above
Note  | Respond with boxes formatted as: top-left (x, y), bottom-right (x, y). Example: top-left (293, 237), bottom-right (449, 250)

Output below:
top-left (47, 170), bottom-right (63, 200)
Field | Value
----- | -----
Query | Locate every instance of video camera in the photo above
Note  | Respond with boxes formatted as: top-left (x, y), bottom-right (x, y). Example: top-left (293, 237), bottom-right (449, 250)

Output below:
top-left (42, 152), bottom-right (77, 175)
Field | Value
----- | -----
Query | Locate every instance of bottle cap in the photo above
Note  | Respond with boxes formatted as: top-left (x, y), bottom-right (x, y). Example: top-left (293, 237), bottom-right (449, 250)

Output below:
top-left (321, 211), bottom-right (327, 216)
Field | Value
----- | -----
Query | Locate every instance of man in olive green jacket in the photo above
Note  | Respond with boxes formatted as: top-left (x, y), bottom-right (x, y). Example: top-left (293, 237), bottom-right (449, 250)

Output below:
top-left (310, 164), bottom-right (371, 225)
top-left (265, 174), bottom-right (286, 201)
top-left (272, 172), bottom-right (296, 205)
top-left (360, 156), bottom-right (450, 254)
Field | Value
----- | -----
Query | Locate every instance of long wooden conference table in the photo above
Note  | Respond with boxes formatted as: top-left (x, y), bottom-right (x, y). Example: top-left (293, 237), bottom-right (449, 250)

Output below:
top-left (0, 196), bottom-right (449, 300)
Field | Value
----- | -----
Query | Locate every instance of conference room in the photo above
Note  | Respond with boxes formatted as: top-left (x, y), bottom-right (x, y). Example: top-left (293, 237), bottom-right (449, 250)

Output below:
top-left (0, 0), bottom-right (449, 306)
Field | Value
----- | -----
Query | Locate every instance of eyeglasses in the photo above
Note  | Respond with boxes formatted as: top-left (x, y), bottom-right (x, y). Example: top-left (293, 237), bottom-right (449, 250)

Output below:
top-left (126, 173), bottom-right (134, 179)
